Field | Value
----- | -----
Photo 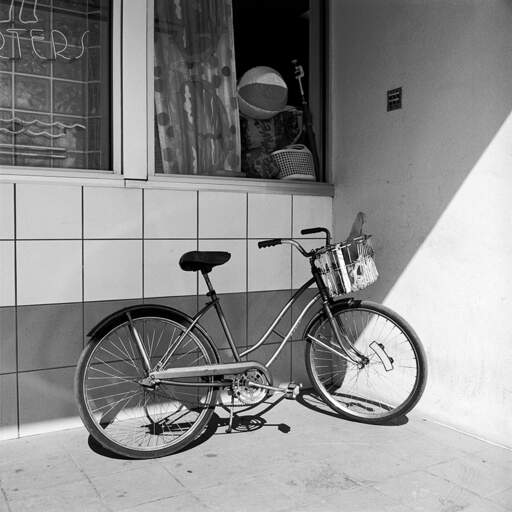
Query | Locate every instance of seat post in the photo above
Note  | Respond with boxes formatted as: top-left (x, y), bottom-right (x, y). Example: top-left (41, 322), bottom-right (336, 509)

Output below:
top-left (201, 271), bottom-right (216, 296)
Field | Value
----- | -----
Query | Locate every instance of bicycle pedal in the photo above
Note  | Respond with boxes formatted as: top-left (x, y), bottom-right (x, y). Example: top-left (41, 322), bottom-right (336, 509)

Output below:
top-left (284, 382), bottom-right (302, 400)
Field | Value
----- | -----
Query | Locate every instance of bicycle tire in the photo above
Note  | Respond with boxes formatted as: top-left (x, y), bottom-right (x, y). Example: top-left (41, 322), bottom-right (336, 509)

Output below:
top-left (305, 301), bottom-right (427, 423)
top-left (75, 308), bottom-right (219, 459)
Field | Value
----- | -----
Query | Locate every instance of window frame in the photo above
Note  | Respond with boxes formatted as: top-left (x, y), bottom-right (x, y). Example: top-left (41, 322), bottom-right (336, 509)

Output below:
top-left (0, 0), bottom-right (123, 179)
top-left (0, 0), bottom-right (333, 197)
top-left (146, 0), bottom-right (330, 187)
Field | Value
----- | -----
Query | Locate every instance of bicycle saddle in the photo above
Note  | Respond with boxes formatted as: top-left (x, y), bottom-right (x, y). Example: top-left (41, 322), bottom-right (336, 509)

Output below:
top-left (179, 251), bottom-right (231, 274)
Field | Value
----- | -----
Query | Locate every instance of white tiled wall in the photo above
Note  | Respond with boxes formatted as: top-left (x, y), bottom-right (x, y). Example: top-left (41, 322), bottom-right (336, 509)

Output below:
top-left (0, 183), bottom-right (14, 239)
top-left (16, 184), bottom-right (82, 239)
top-left (144, 189), bottom-right (197, 239)
top-left (0, 183), bottom-right (333, 441)
top-left (84, 187), bottom-right (142, 239)
top-left (293, 195), bottom-right (333, 237)
top-left (144, 239), bottom-right (197, 297)
top-left (84, 240), bottom-right (143, 301)
top-left (0, 188), bottom-right (334, 304)
top-left (17, 241), bottom-right (82, 305)
top-left (248, 194), bottom-right (292, 239)
top-left (248, 241), bottom-right (291, 292)
top-left (199, 191), bottom-right (246, 238)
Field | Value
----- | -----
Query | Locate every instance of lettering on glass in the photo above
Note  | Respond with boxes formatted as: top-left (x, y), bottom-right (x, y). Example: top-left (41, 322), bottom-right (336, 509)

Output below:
top-left (0, 0), bottom-right (89, 61)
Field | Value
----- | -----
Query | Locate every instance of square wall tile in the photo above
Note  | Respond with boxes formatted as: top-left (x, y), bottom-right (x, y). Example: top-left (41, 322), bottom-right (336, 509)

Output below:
top-left (292, 238), bottom-right (324, 289)
top-left (198, 191), bottom-right (246, 238)
top-left (0, 183), bottom-right (14, 239)
top-left (18, 367), bottom-right (80, 437)
top-left (198, 292), bottom-right (246, 350)
top-left (144, 189), bottom-right (197, 239)
top-left (17, 241), bottom-right (82, 306)
top-left (0, 307), bottom-right (16, 374)
top-left (0, 373), bottom-right (17, 441)
top-left (18, 303), bottom-right (83, 371)
top-left (84, 187), bottom-right (142, 239)
top-left (248, 194), bottom-right (291, 239)
top-left (292, 195), bottom-right (333, 238)
top-left (16, 184), bottom-right (81, 239)
top-left (248, 240), bottom-right (291, 292)
top-left (84, 240), bottom-right (142, 301)
top-left (0, 241), bottom-right (15, 307)
top-left (198, 239), bottom-right (246, 294)
top-left (247, 290), bottom-right (291, 347)
top-left (144, 240), bottom-right (197, 298)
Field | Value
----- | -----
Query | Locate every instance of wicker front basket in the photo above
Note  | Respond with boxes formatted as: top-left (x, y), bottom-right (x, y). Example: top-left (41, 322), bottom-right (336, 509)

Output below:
top-left (271, 144), bottom-right (315, 181)
top-left (314, 236), bottom-right (379, 297)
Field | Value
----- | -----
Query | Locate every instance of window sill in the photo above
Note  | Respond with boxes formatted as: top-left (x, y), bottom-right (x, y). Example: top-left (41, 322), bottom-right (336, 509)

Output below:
top-left (0, 167), bottom-right (334, 197)
top-left (0, 167), bottom-right (123, 187)
top-left (133, 174), bottom-right (334, 196)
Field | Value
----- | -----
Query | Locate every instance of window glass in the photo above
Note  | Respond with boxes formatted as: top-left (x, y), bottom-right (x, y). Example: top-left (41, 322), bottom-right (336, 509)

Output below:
top-left (154, 0), bottom-right (323, 181)
top-left (0, 0), bottom-right (112, 170)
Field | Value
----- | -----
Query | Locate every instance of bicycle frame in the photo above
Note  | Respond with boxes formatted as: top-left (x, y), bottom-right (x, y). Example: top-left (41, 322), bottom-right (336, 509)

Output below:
top-left (147, 245), bottom-right (365, 387)
top-left (151, 276), bottom-right (318, 374)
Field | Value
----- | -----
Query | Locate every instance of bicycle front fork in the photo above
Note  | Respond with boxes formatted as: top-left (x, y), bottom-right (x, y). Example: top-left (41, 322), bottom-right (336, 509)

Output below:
top-left (311, 264), bottom-right (368, 367)
top-left (321, 304), bottom-right (368, 367)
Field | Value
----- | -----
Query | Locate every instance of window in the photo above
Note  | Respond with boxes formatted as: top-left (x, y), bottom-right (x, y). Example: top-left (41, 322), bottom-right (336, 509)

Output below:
top-left (153, 0), bottom-right (325, 181)
top-left (0, 0), bottom-right (112, 171)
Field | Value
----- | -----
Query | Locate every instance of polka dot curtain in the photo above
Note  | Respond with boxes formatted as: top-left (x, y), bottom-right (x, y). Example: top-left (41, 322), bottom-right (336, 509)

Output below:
top-left (154, 0), bottom-right (241, 175)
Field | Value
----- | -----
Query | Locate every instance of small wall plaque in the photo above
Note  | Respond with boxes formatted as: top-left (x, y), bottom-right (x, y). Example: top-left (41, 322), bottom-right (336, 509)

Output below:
top-left (387, 87), bottom-right (402, 111)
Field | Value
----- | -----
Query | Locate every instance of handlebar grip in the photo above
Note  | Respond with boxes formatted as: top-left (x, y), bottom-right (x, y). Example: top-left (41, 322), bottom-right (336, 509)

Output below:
top-left (301, 227), bottom-right (325, 236)
top-left (300, 227), bottom-right (331, 245)
top-left (258, 238), bottom-right (282, 249)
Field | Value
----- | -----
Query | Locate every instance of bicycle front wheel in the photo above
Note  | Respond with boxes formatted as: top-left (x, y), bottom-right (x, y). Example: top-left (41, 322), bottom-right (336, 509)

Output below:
top-left (75, 310), bottom-right (218, 458)
top-left (305, 301), bottom-right (427, 423)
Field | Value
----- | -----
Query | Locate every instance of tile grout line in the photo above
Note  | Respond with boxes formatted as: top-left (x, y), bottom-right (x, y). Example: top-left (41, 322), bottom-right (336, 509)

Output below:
top-left (196, 190), bottom-right (199, 313)
top-left (81, 186), bottom-right (85, 348)
top-left (142, 188), bottom-right (145, 301)
top-left (245, 193), bottom-right (249, 349)
top-left (13, 183), bottom-right (20, 438)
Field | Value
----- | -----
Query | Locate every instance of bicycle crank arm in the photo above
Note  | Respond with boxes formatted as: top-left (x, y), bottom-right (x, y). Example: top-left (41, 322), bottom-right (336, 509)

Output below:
top-left (247, 380), bottom-right (303, 399)
top-left (149, 361), bottom-right (272, 385)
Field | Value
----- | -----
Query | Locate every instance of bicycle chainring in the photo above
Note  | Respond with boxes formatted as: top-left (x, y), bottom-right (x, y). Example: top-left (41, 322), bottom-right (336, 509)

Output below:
top-left (233, 369), bottom-right (269, 406)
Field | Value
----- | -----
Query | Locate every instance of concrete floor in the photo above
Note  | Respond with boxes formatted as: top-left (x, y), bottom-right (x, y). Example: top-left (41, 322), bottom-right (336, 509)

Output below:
top-left (0, 393), bottom-right (511, 512)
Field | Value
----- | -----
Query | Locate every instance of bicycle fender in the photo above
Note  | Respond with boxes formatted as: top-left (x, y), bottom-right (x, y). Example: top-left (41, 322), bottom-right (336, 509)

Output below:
top-left (86, 304), bottom-right (210, 344)
top-left (302, 298), bottom-right (362, 341)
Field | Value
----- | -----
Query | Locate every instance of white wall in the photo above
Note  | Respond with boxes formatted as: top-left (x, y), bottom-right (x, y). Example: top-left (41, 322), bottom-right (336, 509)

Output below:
top-left (330, 0), bottom-right (512, 446)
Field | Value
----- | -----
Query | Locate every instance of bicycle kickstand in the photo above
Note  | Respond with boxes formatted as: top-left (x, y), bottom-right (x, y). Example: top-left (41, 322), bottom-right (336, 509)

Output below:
top-left (226, 392), bottom-right (236, 433)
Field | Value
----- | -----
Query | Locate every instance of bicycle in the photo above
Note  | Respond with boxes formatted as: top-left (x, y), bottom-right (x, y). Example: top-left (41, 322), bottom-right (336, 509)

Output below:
top-left (75, 226), bottom-right (427, 459)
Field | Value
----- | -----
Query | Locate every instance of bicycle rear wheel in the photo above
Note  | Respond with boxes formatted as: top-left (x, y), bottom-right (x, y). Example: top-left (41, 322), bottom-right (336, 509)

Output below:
top-left (75, 310), bottom-right (218, 458)
top-left (305, 301), bottom-right (427, 423)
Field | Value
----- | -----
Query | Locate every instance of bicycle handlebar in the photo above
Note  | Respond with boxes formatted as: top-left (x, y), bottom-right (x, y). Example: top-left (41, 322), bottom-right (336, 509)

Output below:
top-left (258, 238), bottom-right (313, 257)
top-left (300, 227), bottom-right (331, 245)
top-left (258, 227), bottom-right (332, 257)
top-left (257, 238), bottom-right (282, 249)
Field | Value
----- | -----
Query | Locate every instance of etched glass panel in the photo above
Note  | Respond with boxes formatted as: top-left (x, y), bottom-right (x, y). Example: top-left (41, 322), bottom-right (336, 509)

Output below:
top-left (0, 0), bottom-right (111, 170)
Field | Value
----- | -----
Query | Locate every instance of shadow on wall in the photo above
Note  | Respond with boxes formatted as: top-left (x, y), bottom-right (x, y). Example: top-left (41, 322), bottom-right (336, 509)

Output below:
top-left (332, 0), bottom-right (512, 301)
top-left (330, 0), bottom-right (512, 446)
